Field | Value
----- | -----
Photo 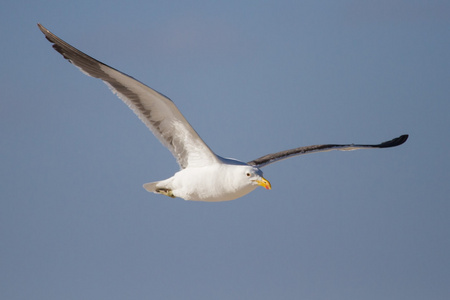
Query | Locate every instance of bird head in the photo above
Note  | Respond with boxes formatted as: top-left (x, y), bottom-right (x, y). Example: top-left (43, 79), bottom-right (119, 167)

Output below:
top-left (243, 166), bottom-right (272, 190)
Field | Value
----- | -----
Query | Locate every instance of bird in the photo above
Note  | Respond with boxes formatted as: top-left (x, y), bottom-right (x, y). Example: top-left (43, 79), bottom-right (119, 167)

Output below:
top-left (38, 23), bottom-right (408, 202)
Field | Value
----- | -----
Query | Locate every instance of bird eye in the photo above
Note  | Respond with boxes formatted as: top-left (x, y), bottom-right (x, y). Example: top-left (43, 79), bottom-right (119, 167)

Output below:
top-left (246, 172), bottom-right (251, 177)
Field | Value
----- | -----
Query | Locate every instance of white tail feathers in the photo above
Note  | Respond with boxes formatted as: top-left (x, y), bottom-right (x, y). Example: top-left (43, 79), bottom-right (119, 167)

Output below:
top-left (143, 181), bottom-right (159, 192)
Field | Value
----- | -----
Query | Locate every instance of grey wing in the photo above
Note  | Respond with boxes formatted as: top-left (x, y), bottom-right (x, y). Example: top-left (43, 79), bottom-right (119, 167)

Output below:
top-left (38, 24), bottom-right (220, 169)
top-left (247, 134), bottom-right (408, 168)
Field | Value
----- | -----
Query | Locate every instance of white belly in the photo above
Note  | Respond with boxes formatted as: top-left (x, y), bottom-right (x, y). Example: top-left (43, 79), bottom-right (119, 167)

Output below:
top-left (169, 165), bottom-right (257, 202)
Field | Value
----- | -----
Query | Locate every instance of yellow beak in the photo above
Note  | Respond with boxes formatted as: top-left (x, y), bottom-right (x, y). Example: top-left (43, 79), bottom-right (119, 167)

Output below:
top-left (256, 177), bottom-right (272, 190)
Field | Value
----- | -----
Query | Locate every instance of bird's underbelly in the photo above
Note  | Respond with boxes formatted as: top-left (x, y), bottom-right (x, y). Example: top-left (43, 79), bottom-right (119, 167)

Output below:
top-left (171, 168), bottom-right (257, 202)
top-left (182, 185), bottom-right (257, 202)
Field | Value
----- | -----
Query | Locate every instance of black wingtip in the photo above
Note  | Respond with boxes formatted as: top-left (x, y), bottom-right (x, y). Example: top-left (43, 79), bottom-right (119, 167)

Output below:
top-left (377, 134), bottom-right (409, 148)
top-left (37, 23), bottom-right (47, 34)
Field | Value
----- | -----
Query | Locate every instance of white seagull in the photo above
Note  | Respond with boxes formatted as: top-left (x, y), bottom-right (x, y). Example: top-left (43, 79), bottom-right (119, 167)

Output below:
top-left (38, 24), bottom-right (408, 202)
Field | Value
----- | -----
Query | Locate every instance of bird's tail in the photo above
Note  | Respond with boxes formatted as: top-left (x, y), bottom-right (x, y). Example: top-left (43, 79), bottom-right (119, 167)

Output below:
top-left (143, 181), bottom-right (159, 193)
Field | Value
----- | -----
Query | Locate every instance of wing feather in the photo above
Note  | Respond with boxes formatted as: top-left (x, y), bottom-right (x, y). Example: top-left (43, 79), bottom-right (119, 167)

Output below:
top-left (248, 135), bottom-right (408, 168)
top-left (38, 24), bottom-right (219, 169)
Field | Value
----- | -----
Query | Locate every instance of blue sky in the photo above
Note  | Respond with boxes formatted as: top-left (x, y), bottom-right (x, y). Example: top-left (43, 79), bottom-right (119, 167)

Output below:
top-left (1, 1), bottom-right (449, 299)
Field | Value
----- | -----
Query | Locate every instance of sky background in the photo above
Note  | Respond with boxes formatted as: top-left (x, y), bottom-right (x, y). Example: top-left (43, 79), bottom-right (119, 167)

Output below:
top-left (1, 1), bottom-right (449, 299)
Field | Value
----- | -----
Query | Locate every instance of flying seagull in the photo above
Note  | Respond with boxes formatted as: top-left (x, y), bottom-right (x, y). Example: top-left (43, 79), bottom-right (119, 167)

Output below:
top-left (38, 24), bottom-right (408, 202)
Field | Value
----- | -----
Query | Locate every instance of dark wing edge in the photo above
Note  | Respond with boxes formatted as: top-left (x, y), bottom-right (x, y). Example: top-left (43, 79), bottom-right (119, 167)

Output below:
top-left (39, 24), bottom-right (121, 80)
top-left (247, 134), bottom-right (409, 168)
top-left (37, 23), bottom-right (169, 100)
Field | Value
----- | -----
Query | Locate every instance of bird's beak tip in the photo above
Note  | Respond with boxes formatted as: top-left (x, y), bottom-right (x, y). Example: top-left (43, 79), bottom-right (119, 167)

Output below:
top-left (257, 177), bottom-right (271, 190)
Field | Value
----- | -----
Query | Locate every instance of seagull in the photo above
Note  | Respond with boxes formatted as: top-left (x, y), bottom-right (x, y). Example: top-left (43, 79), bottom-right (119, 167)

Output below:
top-left (38, 24), bottom-right (408, 202)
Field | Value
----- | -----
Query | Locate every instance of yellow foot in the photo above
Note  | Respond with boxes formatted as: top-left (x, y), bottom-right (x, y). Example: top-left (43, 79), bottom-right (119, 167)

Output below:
top-left (156, 188), bottom-right (175, 198)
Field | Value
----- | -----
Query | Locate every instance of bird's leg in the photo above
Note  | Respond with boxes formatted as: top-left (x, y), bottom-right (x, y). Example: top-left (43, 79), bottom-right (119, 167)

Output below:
top-left (156, 188), bottom-right (176, 198)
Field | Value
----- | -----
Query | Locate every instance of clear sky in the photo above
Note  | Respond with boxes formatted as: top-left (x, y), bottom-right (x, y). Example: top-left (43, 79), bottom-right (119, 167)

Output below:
top-left (1, 1), bottom-right (449, 299)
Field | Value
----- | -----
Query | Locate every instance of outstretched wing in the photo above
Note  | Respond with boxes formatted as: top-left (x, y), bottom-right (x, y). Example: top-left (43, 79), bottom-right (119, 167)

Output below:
top-left (247, 134), bottom-right (408, 168)
top-left (38, 24), bottom-right (220, 169)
